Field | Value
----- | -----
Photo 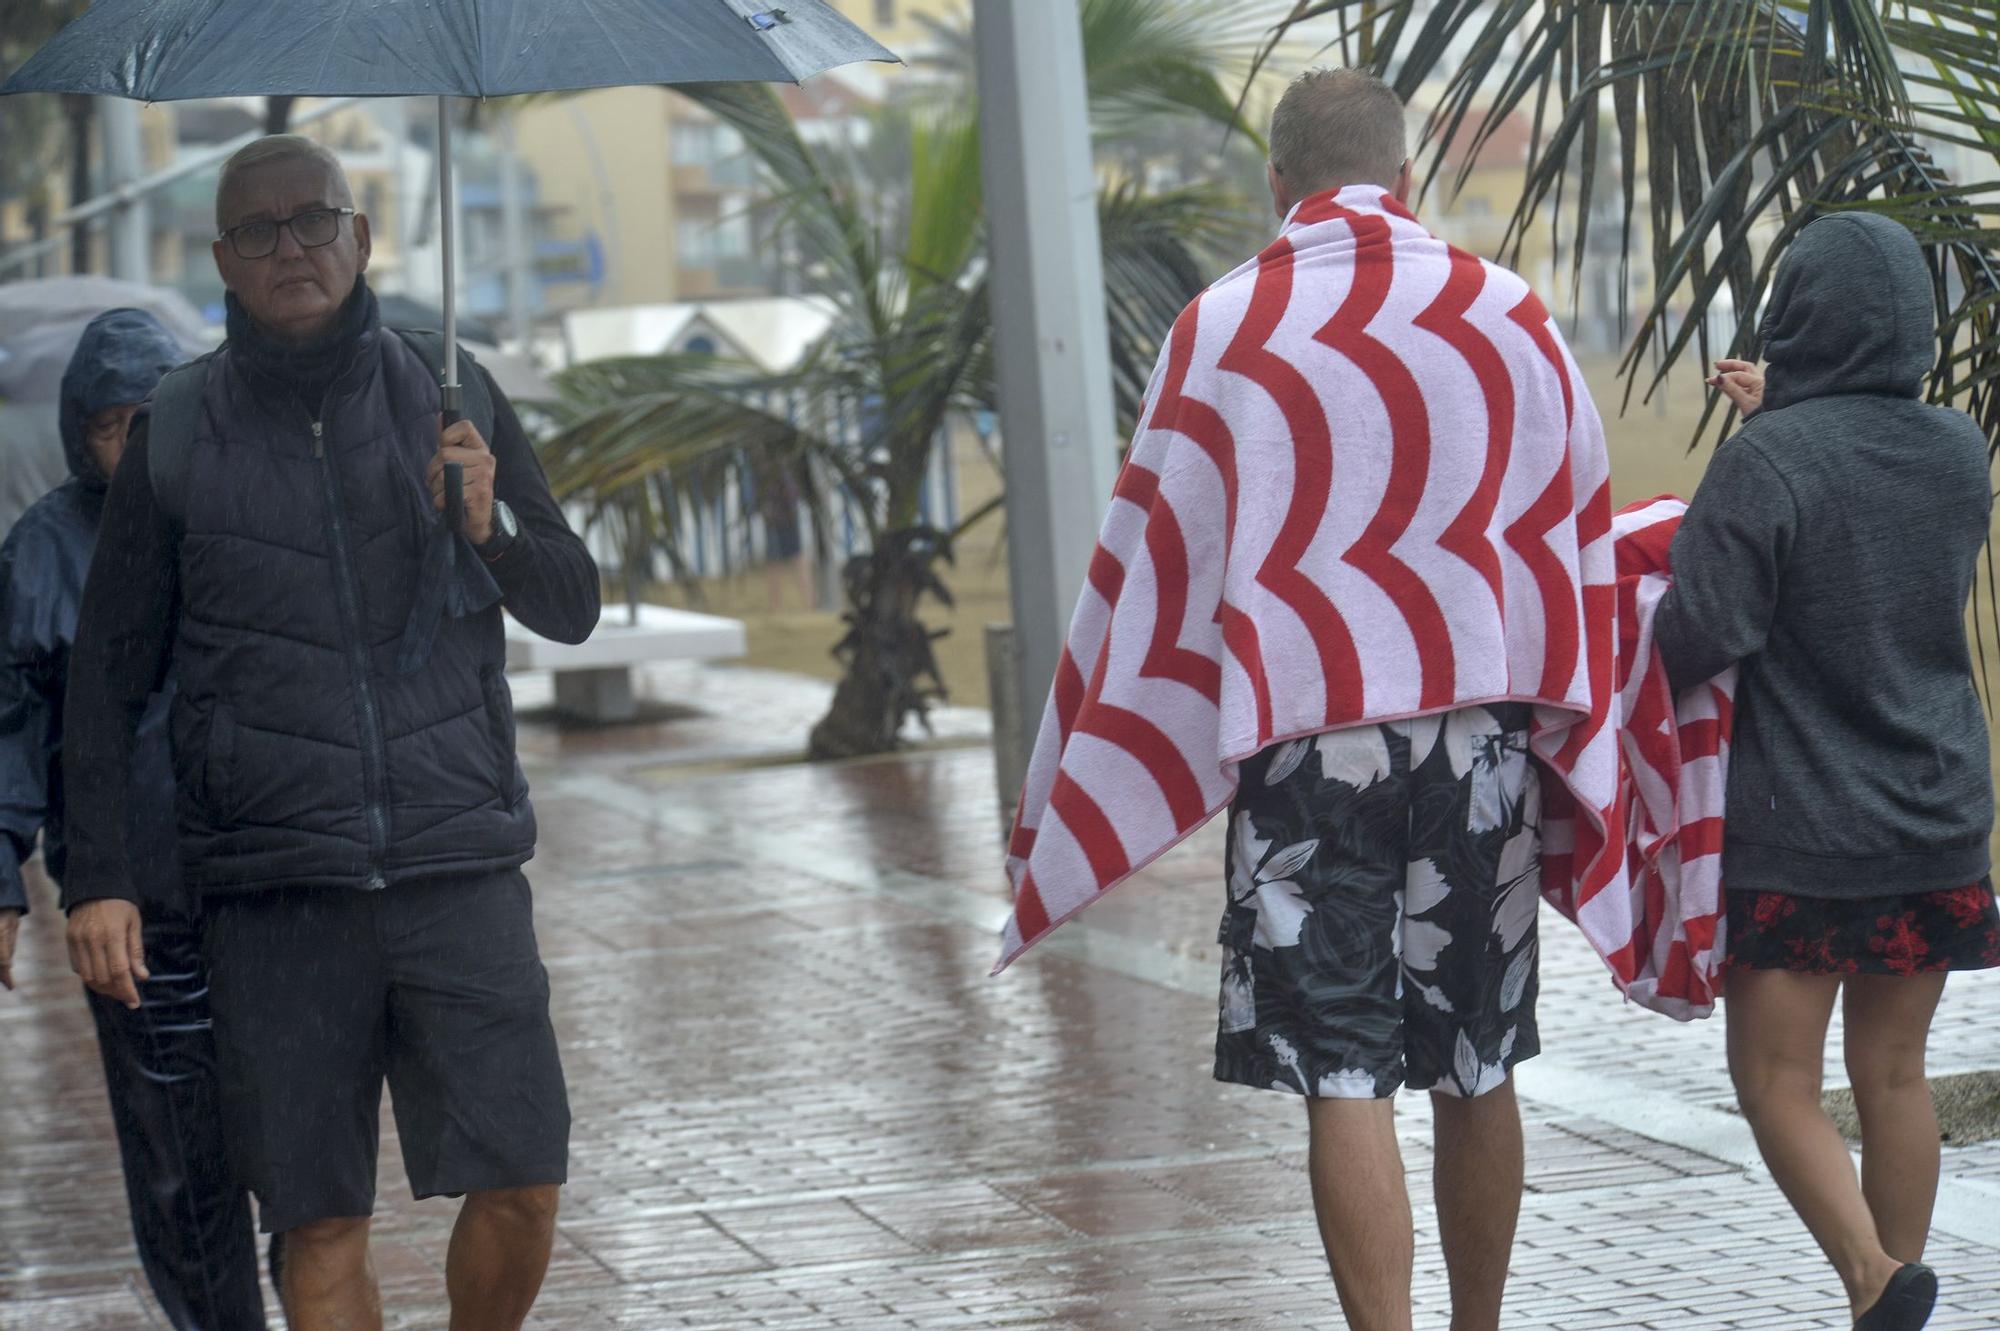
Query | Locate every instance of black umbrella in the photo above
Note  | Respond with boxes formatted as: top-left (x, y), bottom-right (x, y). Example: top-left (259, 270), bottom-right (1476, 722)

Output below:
top-left (3, 0), bottom-right (894, 520)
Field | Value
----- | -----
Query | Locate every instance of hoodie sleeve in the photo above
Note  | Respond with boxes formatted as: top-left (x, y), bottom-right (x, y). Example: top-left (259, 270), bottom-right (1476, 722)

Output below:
top-left (476, 366), bottom-right (602, 645)
top-left (0, 527), bottom-right (62, 915)
top-left (1654, 436), bottom-right (1797, 693)
top-left (61, 421), bottom-right (180, 910)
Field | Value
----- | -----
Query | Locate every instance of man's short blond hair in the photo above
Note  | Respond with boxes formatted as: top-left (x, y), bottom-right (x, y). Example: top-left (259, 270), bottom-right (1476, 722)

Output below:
top-left (214, 135), bottom-right (353, 230)
top-left (1268, 68), bottom-right (1409, 198)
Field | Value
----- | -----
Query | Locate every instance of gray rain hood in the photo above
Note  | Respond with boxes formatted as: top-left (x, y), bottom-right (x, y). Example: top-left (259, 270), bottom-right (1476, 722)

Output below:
top-left (1758, 212), bottom-right (1935, 414)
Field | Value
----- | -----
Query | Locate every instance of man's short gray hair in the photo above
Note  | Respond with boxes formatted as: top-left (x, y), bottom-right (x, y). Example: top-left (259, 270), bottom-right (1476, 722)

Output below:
top-left (1268, 68), bottom-right (1409, 198)
top-left (214, 135), bottom-right (353, 230)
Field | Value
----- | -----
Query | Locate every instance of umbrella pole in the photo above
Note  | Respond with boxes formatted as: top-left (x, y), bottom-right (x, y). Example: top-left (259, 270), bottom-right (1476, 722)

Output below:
top-left (437, 96), bottom-right (465, 535)
top-left (437, 95), bottom-right (460, 414)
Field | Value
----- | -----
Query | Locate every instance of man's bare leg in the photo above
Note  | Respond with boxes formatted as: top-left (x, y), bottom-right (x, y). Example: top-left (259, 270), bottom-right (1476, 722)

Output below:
top-left (445, 1184), bottom-right (561, 1331)
top-left (1306, 1096), bottom-right (1414, 1331)
top-left (1431, 1077), bottom-right (1524, 1331)
top-left (280, 1216), bottom-right (381, 1331)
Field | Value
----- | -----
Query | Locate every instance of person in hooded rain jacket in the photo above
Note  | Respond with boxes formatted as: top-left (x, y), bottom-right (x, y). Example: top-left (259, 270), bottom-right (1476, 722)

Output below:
top-left (1658, 212), bottom-right (2000, 1331)
top-left (0, 308), bottom-right (268, 1329)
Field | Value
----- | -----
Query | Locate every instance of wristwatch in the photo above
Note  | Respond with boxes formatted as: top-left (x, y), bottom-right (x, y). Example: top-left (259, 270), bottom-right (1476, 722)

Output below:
top-left (477, 500), bottom-right (519, 562)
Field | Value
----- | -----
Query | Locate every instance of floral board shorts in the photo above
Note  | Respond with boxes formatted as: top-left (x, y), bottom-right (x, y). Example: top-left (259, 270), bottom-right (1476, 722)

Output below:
top-left (1216, 704), bottom-right (1542, 1101)
top-left (1726, 880), bottom-right (2000, 976)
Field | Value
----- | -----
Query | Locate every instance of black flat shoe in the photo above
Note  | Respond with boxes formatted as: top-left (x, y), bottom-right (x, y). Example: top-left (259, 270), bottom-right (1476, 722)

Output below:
top-left (1855, 1263), bottom-right (1938, 1331)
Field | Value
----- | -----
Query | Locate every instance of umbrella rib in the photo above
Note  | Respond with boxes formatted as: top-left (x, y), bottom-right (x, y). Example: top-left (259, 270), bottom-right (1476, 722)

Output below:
top-left (471, 0), bottom-right (485, 98)
top-left (572, 1), bottom-right (649, 89)
top-left (311, 0), bottom-right (361, 93)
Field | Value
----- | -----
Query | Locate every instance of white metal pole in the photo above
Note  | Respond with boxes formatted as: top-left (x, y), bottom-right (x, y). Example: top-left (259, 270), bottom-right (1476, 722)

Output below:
top-left (99, 97), bottom-right (149, 282)
top-left (973, 0), bottom-right (1118, 800)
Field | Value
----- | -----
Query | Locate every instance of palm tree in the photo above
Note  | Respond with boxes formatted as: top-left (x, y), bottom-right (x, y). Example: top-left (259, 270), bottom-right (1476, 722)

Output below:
top-left (543, 0), bottom-right (1272, 760)
top-left (1249, 2), bottom-right (1999, 448)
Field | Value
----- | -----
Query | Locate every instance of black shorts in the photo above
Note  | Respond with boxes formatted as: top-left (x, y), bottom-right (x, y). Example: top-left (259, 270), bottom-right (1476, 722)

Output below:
top-left (1216, 704), bottom-right (1543, 1100)
top-left (200, 870), bottom-right (570, 1233)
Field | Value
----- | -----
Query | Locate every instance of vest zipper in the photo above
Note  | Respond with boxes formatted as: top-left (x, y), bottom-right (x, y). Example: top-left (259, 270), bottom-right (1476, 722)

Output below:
top-left (310, 413), bottom-right (391, 891)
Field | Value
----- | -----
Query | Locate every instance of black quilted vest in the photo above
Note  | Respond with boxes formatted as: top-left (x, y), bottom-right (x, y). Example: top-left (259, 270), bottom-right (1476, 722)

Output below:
top-left (168, 323), bottom-right (535, 894)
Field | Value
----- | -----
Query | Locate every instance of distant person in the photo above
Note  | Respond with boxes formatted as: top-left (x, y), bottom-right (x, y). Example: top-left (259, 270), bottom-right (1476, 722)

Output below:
top-left (0, 309), bottom-right (267, 1330)
top-left (1661, 214), bottom-right (1999, 1331)
top-left (61, 135), bottom-right (600, 1331)
top-left (759, 468), bottom-right (813, 612)
top-left (999, 70), bottom-right (1619, 1331)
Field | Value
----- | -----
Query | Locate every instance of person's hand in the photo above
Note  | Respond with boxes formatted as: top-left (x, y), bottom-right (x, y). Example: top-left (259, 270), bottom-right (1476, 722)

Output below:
top-left (427, 419), bottom-right (498, 545)
top-left (1707, 358), bottom-right (1765, 419)
top-left (65, 898), bottom-right (146, 1010)
top-left (0, 909), bottom-right (20, 991)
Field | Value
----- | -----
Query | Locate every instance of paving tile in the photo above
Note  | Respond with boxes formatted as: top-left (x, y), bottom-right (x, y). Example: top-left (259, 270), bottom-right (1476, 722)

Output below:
top-left (3, 679), bottom-right (1997, 1328)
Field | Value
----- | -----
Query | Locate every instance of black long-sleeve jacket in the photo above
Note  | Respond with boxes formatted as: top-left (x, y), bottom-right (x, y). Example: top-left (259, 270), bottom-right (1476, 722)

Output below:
top-left (63, 283), bottom-right (599, 905)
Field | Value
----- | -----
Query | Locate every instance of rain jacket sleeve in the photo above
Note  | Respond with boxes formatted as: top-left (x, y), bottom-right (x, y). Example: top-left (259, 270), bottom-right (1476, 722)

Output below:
top-left (61, 422), bottom-right (179, 910)
top-left (0, 526), bottom-right (63, 915)
top-left (478, 367), bottom-right (600, 644)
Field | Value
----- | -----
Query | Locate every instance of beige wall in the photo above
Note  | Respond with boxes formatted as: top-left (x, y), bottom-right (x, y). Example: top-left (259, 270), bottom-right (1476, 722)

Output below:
top-left (828, 0), bottom-right (964, 54)
top-left (514, 87), bottom-right (678, 309)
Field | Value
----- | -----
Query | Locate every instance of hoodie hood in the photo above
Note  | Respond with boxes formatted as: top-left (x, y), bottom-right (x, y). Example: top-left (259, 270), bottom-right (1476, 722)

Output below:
top-left (1759, 212), bottom-right (1934, 414)
top-left (58, 308), bottom-right (184, 490)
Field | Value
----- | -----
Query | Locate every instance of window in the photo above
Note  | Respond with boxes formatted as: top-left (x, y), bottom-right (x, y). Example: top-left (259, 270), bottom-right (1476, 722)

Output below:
top-left (678, 212), bottom-right (753, 268)
top-left (673, 121), bottom-right (745, 169)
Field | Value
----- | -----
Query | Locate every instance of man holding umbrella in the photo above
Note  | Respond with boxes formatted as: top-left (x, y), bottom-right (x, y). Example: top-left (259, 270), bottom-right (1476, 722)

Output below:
top-left (62, 137), bottom-right (599, 1329)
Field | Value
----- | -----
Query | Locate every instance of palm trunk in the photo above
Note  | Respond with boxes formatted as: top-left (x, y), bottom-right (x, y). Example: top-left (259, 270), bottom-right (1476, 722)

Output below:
top-left (807, 529), bottom-right (949, 761)
top-left (808, 650), bottom-right (904, 760)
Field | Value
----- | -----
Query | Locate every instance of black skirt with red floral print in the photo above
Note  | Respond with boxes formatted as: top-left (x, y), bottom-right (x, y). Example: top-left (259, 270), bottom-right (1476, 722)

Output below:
top-left (1725, 881), bottom-right (2000, 976)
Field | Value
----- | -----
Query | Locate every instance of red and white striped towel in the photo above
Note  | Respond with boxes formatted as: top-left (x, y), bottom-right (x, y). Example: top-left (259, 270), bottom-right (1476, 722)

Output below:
top-left (1572, 496), bottom-right (1733, 1018)
top-left (994, 185), bottom-right (1629, 981)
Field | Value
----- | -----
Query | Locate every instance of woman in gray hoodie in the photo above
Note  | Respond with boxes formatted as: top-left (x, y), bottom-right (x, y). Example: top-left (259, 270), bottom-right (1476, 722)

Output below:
top-left (1657, 212), bottom-right (1999, 1331)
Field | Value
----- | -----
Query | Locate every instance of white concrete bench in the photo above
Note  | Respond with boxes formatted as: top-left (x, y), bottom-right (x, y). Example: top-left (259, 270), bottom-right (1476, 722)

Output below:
top-left (504, 603), bottom-right (748, 722)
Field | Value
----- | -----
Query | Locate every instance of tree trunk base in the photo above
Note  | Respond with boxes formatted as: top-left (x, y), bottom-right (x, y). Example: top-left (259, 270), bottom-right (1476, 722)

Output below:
top-left (807, 667), bottom-right (901, 762)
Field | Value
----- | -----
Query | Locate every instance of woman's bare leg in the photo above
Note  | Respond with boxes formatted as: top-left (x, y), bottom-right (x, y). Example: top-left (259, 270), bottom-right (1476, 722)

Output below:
top-left (1842, 972), bottom-right (1948, 1263)
top-left (1726, 968), bottom-right (1903, 1318)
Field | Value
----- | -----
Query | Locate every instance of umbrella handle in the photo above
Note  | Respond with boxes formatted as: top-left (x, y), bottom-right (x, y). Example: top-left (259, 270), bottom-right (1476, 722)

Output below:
top-left (441, 381), bottom-right (464, 534)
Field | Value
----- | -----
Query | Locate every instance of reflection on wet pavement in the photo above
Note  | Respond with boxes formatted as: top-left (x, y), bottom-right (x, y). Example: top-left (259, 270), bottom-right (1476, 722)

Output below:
top-left (3, 667), bottom-right (1997, 1327)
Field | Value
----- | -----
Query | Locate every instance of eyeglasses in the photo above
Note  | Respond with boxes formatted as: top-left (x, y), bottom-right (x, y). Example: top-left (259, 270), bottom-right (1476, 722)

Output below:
top-left (217, 207), bottom-right (356, 260)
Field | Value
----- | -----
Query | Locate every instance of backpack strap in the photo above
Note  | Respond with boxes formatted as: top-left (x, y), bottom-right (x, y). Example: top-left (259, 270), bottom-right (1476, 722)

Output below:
top-left (394, 328), bottom-right (497, 445)
top-left (146, 355), bottom-right (215, 533)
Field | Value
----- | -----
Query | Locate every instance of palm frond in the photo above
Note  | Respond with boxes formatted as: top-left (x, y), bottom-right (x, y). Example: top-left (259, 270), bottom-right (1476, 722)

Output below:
top-left (1095, 181), bottom-right (1252, 429)
top-left (673, 82), bottom-right (891, 339)
top-left (1246, 0), bottom-right (2000, 451)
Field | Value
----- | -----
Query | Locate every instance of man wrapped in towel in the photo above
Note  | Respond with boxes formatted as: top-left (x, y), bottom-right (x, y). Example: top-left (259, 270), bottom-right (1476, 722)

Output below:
top-left (996, 70), bottom-right (1622, 1329)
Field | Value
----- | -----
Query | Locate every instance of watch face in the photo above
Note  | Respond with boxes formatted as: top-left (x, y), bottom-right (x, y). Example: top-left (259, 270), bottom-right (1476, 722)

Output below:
top-left (497, 501), bottom-right (519, 539)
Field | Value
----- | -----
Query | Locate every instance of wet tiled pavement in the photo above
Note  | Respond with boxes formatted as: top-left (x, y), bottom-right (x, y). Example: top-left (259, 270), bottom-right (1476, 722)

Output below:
top-left (3, 664), bottom-right (1997, 1328)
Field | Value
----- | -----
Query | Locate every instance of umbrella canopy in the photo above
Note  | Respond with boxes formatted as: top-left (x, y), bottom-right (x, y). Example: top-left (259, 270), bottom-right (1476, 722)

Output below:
top-left (0, 0), bottom-right (895, 100)
top-left (376, 294), bottom-right (499, 348)
top-left (0, 275), bottom-right (209, 356)
top-left (0, 279), bottom-right (213, 536)
top-left (1, 0), bottom-right (894, 528)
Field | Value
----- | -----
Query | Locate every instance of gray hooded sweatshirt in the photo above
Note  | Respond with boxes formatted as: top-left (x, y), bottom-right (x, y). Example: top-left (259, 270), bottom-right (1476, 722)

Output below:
top-left (1655, 212), bottom-right (1993, 898)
